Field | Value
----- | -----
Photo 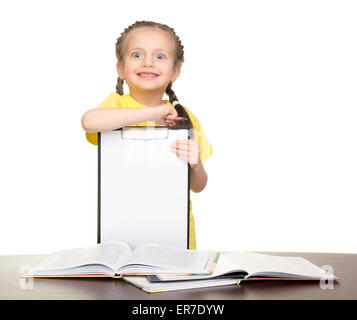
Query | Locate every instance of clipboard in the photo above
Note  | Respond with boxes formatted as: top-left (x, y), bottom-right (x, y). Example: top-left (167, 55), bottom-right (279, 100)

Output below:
top-left (98, 126), bottom-right (192, 250)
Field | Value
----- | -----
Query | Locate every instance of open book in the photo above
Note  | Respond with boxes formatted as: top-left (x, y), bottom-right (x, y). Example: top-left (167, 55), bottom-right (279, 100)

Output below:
top-left (22, 241), bottom-right (218, 278)
top-left (125, 252), bottom-right (339, 293)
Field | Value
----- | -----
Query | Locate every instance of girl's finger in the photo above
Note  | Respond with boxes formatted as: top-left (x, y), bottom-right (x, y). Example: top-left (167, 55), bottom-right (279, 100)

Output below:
top-left (172, 141), bottom-right (196, 152)
top-left (171, 147), bottom-right (196, 159)
top-left (171, 149), bottom-right (199, 165)
top-left (171, 139), bottom-right (190, 147)
top-left (171, 145), bottom-right (189, 153)
top-left (164, 118), bottom-right (175, 125)
top-left (171, 145), bottom-right (190, 154)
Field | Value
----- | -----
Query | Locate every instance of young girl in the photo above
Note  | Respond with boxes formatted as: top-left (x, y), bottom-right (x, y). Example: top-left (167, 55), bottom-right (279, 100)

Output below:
top-left (81, 20), bottom-right (213, 250)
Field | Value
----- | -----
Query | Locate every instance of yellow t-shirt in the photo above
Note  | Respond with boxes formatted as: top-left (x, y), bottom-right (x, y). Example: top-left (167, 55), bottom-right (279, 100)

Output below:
top-left (85, 93), bottom-right (214, 250)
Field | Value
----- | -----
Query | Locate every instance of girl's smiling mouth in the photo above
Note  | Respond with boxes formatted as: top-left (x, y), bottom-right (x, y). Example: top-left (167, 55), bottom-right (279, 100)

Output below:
top-left (137, 72), bottom-right (159, 79)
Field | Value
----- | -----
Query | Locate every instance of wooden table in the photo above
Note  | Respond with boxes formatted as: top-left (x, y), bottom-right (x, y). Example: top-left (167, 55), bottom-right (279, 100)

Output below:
top-left (1, 252), bottom-right (356, 300)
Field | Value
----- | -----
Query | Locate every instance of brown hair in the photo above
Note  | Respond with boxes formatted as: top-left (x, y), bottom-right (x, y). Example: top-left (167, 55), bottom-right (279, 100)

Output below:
top-left (115, 20), bottom-right (193, 129)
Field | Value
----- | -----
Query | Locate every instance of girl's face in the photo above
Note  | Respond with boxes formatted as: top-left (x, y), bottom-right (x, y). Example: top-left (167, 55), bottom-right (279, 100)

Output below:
top-left (117, 27), bottom-right (181, 93)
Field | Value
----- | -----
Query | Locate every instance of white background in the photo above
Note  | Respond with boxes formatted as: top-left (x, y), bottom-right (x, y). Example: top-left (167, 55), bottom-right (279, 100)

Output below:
top-left (0, 0), bottom-right (356, 254)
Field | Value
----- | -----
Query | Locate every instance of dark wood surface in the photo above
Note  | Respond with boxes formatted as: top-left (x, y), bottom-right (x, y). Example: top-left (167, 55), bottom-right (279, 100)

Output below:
top-left (1, 252), bottom-right (356, 300)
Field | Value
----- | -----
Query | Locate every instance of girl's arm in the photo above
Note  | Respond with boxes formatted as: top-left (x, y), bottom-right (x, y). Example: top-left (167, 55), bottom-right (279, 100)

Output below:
top-left (81, 104), bottom-right (177, 132)
top-left (190, 160), bottom-right (208, 193)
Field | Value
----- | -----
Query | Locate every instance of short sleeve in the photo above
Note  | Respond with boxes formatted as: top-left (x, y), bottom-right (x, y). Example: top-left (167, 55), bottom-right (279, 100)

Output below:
top-left (184, 107), bottom-right (214, 163)
top-left (85, 93), bottom-right (124, 145)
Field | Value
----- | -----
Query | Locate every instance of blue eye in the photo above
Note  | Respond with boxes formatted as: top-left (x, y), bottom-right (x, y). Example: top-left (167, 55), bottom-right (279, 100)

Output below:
top-left (156, 53), bottom-right (165, 60)
top-left (132, 52), bottom-right (142, 58)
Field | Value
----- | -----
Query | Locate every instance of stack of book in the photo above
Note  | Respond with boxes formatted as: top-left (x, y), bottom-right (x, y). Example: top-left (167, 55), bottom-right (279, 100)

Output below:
top-left (23, 241), bottom-right (339, 293)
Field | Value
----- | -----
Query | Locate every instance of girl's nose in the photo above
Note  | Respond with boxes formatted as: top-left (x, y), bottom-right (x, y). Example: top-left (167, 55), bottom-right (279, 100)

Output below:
top-left (142, 55), bottom-right (154, 67)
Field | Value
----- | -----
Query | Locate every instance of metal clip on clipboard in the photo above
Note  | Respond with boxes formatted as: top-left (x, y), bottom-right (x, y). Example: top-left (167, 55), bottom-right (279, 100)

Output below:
top-left (121, 127), bottom-right (169, 141)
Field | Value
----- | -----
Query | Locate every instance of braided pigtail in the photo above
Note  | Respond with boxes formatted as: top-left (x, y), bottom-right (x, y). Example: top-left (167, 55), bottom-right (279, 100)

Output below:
top-left (165, 81), bottom-right (193, 129)
top-left (116, 77), bottom-right (124, 95)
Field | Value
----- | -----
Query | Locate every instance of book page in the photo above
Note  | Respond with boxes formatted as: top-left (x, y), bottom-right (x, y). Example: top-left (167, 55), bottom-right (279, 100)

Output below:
top-left (118, 244), bottom-right (216, 273)
top-left (152, 253), bottom-right (248, 281)
top-left (223, 252), bottom-right (334, 278)
top-left (33, 241), bottom-right (132, 272)
top-left (150, 251), bottom-right (337, 281)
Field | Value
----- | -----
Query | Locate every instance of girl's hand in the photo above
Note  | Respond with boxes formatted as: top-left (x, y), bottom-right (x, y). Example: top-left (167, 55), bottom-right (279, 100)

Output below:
top-left (170, 139), bottom-right (201, 168)
top-left (151, 103), bottom-right (178, 125)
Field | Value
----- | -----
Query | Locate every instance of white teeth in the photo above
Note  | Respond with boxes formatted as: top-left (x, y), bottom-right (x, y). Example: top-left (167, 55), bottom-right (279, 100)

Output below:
top-left (139, 73), bottom-right (157, 77)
